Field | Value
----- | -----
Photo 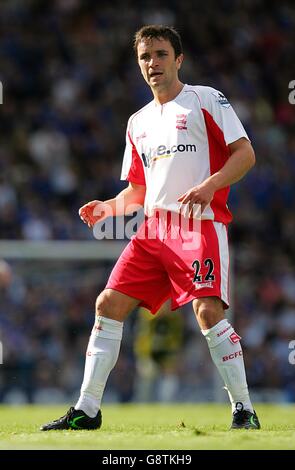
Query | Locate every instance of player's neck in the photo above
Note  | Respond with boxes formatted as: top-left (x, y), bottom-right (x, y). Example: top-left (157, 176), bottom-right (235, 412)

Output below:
top-left (153, 81), bottom-right (184, 105)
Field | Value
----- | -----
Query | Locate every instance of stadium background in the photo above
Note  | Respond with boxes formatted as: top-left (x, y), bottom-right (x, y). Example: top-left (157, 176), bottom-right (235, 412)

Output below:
top-left (0, 0), bottom-right (295, 406)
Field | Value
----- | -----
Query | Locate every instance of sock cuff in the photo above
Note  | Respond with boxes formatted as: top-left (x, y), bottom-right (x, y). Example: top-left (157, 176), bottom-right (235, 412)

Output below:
top-left (93, 315), bottom-right (123, 340)
top-left (202, 319), bottom-right (236, 348)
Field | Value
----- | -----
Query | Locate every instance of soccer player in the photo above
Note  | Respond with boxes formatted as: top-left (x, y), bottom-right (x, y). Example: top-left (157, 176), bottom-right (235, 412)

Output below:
top-left (41, 25), bottom-right (260, 431)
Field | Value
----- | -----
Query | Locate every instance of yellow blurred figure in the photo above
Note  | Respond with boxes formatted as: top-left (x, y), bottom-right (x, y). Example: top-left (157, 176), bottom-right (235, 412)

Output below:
top-left (134, 301), bottom-right (184, 401)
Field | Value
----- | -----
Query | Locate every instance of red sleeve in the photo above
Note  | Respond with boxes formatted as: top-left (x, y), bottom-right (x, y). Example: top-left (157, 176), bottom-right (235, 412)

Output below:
top-left (126, 132), bottom-right (146, 186)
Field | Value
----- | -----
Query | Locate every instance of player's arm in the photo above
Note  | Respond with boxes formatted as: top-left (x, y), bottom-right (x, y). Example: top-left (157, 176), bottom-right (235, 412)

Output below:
top-left (79, 182), bottom-right (146, 227)
top-left (208, 137), bottom-right (255, 188)
top-left (178, 137), bottom-right (255, 214)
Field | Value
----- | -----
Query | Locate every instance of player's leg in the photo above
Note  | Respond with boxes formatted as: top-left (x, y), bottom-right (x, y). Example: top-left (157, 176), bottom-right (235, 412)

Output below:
top-left (74, 289), bottom-right (139, 417)
top-left (192, 296), bottom-right (260, 429)
top-left (41, 217), bottom-right (170, 431)
top-left (40, 289), bottom-right (139, 431)
top-left (165, 218), bottom-right (260, 429)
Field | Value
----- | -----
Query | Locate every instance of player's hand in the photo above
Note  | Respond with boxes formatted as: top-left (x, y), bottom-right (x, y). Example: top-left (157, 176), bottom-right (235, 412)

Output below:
top-left (177, 180), bottom-right (216, 217)
top-left (79, 200), bottom-right (108, 228)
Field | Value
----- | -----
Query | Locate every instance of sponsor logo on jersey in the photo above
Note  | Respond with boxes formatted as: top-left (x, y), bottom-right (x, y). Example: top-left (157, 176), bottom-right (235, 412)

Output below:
top-left (176, 113), bottom-right (188, 130)
top-left (142, 143), bottom-right (197, 167)
top-left (212, 91), bottom-right (231, 108)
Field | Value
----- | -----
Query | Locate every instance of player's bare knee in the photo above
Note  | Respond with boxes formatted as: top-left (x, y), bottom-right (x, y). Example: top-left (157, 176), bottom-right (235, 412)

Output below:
top-left (196, 305), bottom-right (213, 325)
top-left (95, 290), bottom-right (125, 321)
top-left (193, 297), bottom-right (224, 329)
top-left (95, 291), bottom-right (113, 318)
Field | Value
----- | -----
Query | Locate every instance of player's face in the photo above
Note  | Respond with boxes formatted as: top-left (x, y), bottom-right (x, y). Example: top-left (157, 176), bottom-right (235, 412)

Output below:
top-left (137, 38), bottom-right (183, 92)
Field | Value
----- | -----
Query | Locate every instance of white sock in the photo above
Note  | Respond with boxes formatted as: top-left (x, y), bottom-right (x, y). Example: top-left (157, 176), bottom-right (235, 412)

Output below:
top-left (202, 319), bottom-right (253, 413)
top-left (75, 316), bottom-right (123, 417)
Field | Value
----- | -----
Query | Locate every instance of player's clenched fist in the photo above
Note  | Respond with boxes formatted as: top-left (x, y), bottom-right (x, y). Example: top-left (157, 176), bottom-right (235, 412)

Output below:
top-left (79, 200), bottom-right (109, 227)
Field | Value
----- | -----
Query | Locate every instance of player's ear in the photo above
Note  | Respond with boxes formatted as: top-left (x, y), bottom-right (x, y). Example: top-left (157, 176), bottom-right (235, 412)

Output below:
top-left (176, 53), bottom-right (184, 70)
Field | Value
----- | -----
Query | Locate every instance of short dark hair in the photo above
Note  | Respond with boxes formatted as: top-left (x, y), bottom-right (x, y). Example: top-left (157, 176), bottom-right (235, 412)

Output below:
top-left (134, 25), bottom-right (183, 58)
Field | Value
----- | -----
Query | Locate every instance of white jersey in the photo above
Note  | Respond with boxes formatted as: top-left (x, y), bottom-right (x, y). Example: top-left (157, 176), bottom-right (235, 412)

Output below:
top-left (121, 84), bottom-right (249, 224)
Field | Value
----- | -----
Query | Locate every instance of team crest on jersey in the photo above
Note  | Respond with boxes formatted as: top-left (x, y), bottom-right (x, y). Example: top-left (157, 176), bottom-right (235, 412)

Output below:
top-left (176, 114), bottom-right (188, 130)
top-left (212, 91), bottom-right (231, 108)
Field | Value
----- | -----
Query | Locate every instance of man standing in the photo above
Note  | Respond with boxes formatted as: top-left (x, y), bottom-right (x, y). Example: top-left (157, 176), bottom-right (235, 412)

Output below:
top-left (41, 25), bottom-right (260, 431)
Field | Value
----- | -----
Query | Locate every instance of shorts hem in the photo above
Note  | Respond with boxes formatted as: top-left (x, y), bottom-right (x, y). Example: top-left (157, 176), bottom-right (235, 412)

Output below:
top-left (171, 292), bottom-right (229, 311)
top-left (105, 285), bottom-right (170, 315)
top-left (104, 285), bottom-right (142, 305)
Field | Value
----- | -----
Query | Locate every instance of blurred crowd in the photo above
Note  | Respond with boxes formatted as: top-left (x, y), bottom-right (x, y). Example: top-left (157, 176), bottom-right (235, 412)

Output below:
top-left (0, 0), bottom-right (295, 404)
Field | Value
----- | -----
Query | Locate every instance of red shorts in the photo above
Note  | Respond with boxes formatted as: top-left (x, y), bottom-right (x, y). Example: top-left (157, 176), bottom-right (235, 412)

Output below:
top-left (106, 212), bottom-right (229, 314)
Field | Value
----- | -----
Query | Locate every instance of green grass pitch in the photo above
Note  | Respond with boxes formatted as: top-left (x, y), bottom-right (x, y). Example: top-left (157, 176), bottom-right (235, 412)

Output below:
top-left (0, 404), bottom-right (294, 450)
